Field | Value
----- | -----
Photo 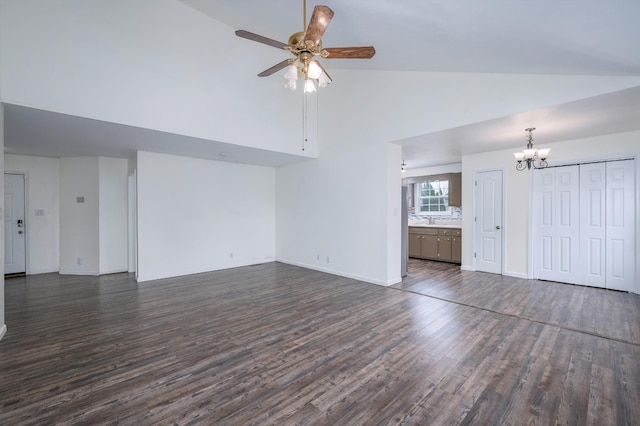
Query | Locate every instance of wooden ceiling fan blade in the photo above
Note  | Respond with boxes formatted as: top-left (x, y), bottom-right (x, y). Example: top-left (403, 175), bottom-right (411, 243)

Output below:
top-left (316, 61), bottom-right (332, 83)
top-left (258, 59), bottom-right (292, 77)
top-left (324, 46), bottom-right (376, 59)
top-left (304, 6), bottom-right (334, 46)
top-left (235, 30), bottom-right (289, 50)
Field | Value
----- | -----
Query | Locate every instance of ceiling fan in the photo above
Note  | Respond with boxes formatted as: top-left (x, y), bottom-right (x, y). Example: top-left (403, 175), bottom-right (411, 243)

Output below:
top-left (235, 0), bottom-right (376, 93)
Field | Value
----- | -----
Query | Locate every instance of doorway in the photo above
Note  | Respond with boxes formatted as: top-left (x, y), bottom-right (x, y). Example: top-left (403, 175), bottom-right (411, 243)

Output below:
top-left (4, 173), bottom-right (27, 276)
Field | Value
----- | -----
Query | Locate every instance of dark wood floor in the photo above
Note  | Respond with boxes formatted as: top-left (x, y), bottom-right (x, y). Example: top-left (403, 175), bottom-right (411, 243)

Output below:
top-left (0, 260), bottom-right (638, 425)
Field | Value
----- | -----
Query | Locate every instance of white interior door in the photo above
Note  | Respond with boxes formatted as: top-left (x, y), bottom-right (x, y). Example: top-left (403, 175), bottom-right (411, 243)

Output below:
top-left (4, 173), bottom-right (27, 275)
top-left (579, 163), bottom-right (606, 287)
top-left (533, 166), bottom-right (580, 284)
top-left (534, 160), bottom-right (635, 290)
top-left (606, 159), bottom-right (635, 291)
top-left (474, 170), bottom-right (503, 274)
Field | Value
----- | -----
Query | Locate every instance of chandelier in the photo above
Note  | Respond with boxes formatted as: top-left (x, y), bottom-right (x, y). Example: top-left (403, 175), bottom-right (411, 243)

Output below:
top-left (513, 128), bottom-right (550, 171)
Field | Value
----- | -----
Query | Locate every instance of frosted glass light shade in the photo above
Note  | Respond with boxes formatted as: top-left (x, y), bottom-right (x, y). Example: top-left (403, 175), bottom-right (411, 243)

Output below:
top-left (307, 61), bottom-right (322, 79)
top-left (283, 64), bottom-right (298, 80)
top-left (523, 149), bottom-right (536, 159)
top-left (513, 152), bottom-right (525, 161)
top-left (537, 148), bottom-right (550, 159)
top-left (318, 71), bottom-right (331, 87)
top-left (303, 78), bottom-right (316, 93)
top-left (284, 79), bottom-right (296, 90)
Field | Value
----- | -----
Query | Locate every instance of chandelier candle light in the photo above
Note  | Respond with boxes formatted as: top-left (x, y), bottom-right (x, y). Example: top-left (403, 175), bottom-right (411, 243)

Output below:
top-left (513, 127), bottom-right (550, 170)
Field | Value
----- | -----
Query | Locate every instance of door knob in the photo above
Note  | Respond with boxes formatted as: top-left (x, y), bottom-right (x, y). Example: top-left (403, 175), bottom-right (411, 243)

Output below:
top-left (496, 225), bottom-right (501, 230)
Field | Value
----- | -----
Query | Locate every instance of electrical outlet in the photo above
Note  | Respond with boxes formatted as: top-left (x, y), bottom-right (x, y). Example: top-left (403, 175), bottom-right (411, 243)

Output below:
top-left (230, 252), bottom-right (234, 259)
top-left (326, 256), bottom-right (330, 263)
top-left (317, 254), bottom-right (320, 261)
top-left (77, 257), bottom-right (82, 265)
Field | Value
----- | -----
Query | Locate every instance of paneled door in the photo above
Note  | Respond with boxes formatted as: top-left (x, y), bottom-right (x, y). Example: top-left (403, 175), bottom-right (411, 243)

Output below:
top-left (534, 160), bottom-right (636, 290)
top-left (4, 173), bottom-right (27, 275)
top-left (579, 163), bottom-right (606, 287)
top-left (605, 159), bottom-right (635, 291)
top-left (474, 170), bottom-right (503, 274)
top-left (532, 166), bottom-right (580, 284)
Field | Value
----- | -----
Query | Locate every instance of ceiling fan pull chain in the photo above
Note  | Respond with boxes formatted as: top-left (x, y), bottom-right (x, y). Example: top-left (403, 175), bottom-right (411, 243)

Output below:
top-left (302, 91), bottom-right (307, 151)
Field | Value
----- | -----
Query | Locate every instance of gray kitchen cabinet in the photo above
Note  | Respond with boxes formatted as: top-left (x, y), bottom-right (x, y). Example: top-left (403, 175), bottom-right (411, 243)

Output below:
top-left (408, 227), bottom-right (461, 264)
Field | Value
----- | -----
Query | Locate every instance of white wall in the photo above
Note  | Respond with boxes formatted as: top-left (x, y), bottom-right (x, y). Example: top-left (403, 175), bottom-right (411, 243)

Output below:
top-left (404, 163), bottom-right (462, 178)
top-left (276, 134), bottom-right (393, 284)
top-left (59, 157), bottom-right (100, 275)
top-left (0, 0), bottom-right (314, 158)
top-left (461, 129), bottom-right (640, 293)
top-left (325, 70), bottom-right (640, 145)
top-left (0, 100), bottom-right (5, 341)
top-left (136, 151), bottom-right (276, 282)
top-left (386, 143), bottom-right (402, 284)
top-left (277, 68), bottom-right (640, 286)
top-left (4, 155), bottom-right (60, 274)
top-left (6, 155), bottom-right (127, 276)
top-left (3, 1), bottom-right (640, 287)
top-left (99, 157), bottom-right (128, 274)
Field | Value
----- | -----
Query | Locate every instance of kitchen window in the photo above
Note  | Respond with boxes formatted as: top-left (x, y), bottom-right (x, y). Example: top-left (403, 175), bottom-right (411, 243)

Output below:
top-left (416, 180), bottom-right (450, 215)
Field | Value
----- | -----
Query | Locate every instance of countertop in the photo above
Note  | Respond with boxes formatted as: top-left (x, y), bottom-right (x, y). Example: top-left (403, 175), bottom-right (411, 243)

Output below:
top-left (409, 223), bottom-right (462, 229)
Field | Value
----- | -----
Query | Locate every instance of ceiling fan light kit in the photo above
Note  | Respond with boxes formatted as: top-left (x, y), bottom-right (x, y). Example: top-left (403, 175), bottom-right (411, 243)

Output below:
top-left (235, 1), bottom-right (375, 93)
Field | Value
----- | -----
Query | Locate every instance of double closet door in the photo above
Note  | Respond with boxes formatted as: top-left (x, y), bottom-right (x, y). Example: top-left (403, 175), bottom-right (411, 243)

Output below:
top-left (532, 159), bottom-right (636, 291)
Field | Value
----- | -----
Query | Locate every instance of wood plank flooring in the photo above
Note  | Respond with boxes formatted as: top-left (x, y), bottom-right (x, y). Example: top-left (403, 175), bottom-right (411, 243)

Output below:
top-left (0, 260), bottom-right (638, 425)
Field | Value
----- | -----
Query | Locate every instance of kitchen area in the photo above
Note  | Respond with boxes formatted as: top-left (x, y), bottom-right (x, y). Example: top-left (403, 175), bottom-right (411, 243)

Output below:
top-left (402, 171), bottom-right (462, 275)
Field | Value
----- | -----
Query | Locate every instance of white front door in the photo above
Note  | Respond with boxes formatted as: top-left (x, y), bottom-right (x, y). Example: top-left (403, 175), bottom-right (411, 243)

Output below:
top-left (4, 173), bottom-right (27, 275)
top-left (474, 170), bottom-right (503, 274)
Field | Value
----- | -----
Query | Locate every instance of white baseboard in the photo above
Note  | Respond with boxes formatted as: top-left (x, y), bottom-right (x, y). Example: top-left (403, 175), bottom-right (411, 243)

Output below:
top-left (0, 324), bottom-right (6, 342)
top-left (460, 265), bottom-right (528, 279)
top-left (98, 268), bottom-right (129, 275)
top-left (277, 258), bottom-right (393, 287)
top-left (504, 271), bottom-right (529, 279)
top-left (58, 269), bottom-right (100, 276)
top-left (27, 267), bottom-right (59, 275)
top-left (136, 260), bottom-right (273, 283)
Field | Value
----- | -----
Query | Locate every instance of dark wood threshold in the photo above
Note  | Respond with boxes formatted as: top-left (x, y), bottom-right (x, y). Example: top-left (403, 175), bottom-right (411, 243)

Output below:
top-left (4, 272), bottom-right (26, 279)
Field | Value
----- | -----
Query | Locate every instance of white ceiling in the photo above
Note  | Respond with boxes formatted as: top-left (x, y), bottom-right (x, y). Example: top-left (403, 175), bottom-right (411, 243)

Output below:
top-left (4, 0), bottom-right (640, 168)
top-left (183, 0), bottom-right (640, 76)
top-left (3, 104), bottom-right (310, 168)
top-left (398, 86), bottom-right (640, 168)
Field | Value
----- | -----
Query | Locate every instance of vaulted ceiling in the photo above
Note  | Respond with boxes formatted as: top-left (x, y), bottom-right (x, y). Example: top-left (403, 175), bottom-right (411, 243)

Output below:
top-left (182, 0), bottom-right (640, 168)
top-left (4, 0), bottom-right (640, 168)
top-left (183, 0), bottom-right (640, 76)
